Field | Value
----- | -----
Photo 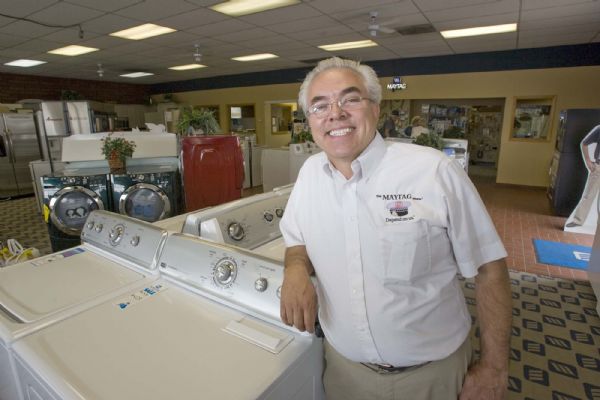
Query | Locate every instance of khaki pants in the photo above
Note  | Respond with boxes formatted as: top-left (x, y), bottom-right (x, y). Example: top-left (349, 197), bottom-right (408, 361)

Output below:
top-left (323, 337), bottom-right (472, 400)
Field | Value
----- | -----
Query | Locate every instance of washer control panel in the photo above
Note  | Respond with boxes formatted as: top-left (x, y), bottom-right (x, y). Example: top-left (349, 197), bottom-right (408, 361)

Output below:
top-left (159, 233), bottom-right (293, 328)
top-left (81, 210), bottom-right (167, 271)
top-left (182, 189), bottom-right (291, 251)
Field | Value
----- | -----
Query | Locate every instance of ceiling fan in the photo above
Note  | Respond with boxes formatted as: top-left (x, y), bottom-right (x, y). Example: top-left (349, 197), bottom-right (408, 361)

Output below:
top-left (368, 11), bottom-right (395, 37)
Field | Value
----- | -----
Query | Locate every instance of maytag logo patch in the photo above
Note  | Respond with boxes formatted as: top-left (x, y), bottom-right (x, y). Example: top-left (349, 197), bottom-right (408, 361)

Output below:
top-left (376, 193), bottom-right (422, 222)
top-left (387, 200), bottom-right (411, 216)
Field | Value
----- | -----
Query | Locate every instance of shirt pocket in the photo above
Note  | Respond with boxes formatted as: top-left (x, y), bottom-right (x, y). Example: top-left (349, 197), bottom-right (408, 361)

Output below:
top-left (378, 220), bottom-right (431, 282)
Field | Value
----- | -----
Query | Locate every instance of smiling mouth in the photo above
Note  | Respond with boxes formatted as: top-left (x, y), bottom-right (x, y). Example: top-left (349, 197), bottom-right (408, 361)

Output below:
top-left (328, 127), bottom-right (353, 137)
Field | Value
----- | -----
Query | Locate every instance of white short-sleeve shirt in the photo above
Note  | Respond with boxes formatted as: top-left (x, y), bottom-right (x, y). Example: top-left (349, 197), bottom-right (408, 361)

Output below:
top-left (280, 134), bottom-right (507, 366)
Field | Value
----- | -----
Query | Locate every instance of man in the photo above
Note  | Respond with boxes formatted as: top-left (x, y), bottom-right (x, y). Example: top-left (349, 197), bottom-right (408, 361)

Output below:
top-left (382, 109), bottom-right (400, 137)
top-left (279, 57), bottom-right (512, 400)
top-left (566, 124), bottom-right (600, 228)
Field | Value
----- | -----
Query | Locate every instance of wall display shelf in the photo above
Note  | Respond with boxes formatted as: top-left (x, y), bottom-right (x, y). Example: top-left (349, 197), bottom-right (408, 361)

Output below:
top-left (511, 96), bottom-right (555, 141)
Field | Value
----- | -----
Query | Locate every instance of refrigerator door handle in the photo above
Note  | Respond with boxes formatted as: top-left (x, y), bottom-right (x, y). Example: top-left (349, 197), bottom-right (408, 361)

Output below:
top-left (4, 129), bottom-right (16, 163)
top-left (0, 131), bottom-right (6, 157)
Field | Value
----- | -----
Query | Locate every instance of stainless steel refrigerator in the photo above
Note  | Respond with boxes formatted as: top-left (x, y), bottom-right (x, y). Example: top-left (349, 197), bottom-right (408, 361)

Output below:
top-left (548, 108), bottom-right (600, 216)
top-left (0, 113), bottom-right (42, 198)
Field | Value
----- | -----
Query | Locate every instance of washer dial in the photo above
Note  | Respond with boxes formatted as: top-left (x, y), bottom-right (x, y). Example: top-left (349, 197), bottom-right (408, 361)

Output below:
top-left (227, 222), bottom-right (245, 241)
top-left (109, 224), bottom-right (124, 246)
top-left (213, 258), bottom-right (237, 286)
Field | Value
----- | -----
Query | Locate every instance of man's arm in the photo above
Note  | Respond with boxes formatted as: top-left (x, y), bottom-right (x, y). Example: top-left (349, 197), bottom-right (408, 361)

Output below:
top-left (460, 258), bottom-right (512, 400)
top-left (280, 245), bottom-right (317, 333)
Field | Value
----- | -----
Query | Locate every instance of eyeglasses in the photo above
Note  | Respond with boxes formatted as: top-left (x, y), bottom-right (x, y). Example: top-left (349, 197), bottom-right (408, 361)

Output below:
top-left (307, 95), bottom-right (373, 118)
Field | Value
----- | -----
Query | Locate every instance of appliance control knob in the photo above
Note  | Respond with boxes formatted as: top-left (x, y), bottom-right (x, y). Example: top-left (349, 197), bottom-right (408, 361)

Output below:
top-left (276, 286), bottom-right (282, 299)
top-left (130, 235), bottom-right (140, 246)
top-left (254, 277), bottom-right (268, 292)
top-left (263, 211), bottom-right (274, 223)
top-left (94, 223), bottom-right (103, 233)
top-left (214, 259), bottom-right (237, 286)
top-left (227, 222), bottom-right (245, 241)
top-left (86, 221), bottom-right (95, 230)
top-left (109, 225), bottom-right (124, 245)
top-left (275, 208), bottom-right (284, 218)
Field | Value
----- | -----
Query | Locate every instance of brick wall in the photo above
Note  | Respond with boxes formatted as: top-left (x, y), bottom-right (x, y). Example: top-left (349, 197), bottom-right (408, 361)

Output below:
top-left (0, 72), bottom-right (150, 104)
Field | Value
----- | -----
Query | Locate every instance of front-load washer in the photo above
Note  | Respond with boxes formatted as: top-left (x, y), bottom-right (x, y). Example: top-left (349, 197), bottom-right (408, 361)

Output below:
top-left (0, 210), bottom-right (167, 400)
top-left (42, 168), bottom-right (111, 252)
top-left (110, 165), bottom-right (180, 223)
top-left (11, 233), bottom-right (324, 400)
top-left (182, 186), bottom-right (292, 261)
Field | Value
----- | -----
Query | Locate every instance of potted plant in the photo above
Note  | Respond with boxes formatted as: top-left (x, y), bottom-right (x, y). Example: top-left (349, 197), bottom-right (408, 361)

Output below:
top-left (177, 107), bottom-right (221, 135)
top-left (101, 134), bottom-right (136, 173)
top-left (413, 132), bottom-right (444, 150)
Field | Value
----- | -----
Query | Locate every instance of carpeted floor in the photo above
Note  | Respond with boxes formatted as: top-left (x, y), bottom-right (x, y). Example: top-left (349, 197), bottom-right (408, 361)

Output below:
top-left (0, 196), bottom-right (52, 257)
top-left (463, 271), bottom-right (600, 400)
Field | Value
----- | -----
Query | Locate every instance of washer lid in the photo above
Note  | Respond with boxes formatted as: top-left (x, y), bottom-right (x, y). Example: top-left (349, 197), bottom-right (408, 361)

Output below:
top-left (12, 281), bottom-right (316, 400)
top-left (0, 248), bottom-right (143, 323)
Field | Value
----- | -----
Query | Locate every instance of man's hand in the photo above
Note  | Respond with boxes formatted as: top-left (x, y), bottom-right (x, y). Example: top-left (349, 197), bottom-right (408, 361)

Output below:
top-left (280, 246), bottom-right (317, 333)
top-left (459, 361), bottom-right (509, 400)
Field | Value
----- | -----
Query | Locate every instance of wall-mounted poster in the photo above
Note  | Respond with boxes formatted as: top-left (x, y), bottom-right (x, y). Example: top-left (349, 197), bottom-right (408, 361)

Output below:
top-left (565, 124), bottom-right (600, 235)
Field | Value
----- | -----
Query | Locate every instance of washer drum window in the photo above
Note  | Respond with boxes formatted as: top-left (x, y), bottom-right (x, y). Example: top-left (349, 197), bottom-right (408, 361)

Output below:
top-left (119, 183), bottom-right (171, 222)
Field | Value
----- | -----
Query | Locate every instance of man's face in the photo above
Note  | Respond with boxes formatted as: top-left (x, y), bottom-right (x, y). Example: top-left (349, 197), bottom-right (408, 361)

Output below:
top-left (305, 68), bottom-right (380, 168)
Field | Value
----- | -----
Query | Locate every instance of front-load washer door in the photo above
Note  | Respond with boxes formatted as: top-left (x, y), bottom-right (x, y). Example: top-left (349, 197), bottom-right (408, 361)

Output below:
top-left (49, 186), bottom-right (104, 235)
top-left (119, 183), bottom-right (171, 222)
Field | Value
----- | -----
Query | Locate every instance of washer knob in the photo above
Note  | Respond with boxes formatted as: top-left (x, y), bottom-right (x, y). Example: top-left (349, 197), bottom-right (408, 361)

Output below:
top-left (94, 223), bottom-right (103, 233)
top-left (86, 221), bottom-right (95, 230)
top-left (254, 277), bottom-right (268, 292)
top-left (263, 211), bottom-right (274, 222)
top-left (275, 208), bottom-right (284, 218)
top-left (276, 286), bottom-right (282, 299)
top-left (214, 259), bottom-right (236, 286)
top-left (227, 222), bottom-right (245, 241)
top-left (109, 225), bottom-right (124, 245)
top-left (130, 235), bottom-right (140, 246)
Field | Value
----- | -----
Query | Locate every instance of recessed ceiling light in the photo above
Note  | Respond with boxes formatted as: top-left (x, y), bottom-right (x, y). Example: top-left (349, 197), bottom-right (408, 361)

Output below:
top-left (441, 23), bottom-right (517, 39)
top-left (211, 0), bottom-right (300, 16)
top-left (4, 59), bottom-right (47, 67)
top-left (318, 40), bottom-right (378, 51)
top-left (120, 72), bottom-right (154, 78)
top-left (110, 24), bottom-right (176, 40)
top-left (232, 53), bottom-right (279, 62)
top-left (48, 45), bottom-right (99, 56)
top-left (169, 64), bottom-right (207, 71)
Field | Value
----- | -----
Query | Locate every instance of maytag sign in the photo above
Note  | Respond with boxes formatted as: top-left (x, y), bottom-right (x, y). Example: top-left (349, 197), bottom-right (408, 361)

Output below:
top-left (387, 76), bottom-right (407, 91)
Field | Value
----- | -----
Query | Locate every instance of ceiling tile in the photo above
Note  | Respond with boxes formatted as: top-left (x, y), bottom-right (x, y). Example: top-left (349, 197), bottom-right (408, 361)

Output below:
top-left (28, 2), bottom-right (104, 26)
top-left (114, 0), bottom-right (199, 21)
top-left (413, 0), bottom-right (505, 12)
top-left (157, 8), bottom-right (228, 30)
top-left (63, 0), bottom-right (143, 13)
top-left (81, 14), bottom-right (142, 35)
top-left (0, 20), bottom-right (59, 38)
top-left (186, 19), bottom-right (255, 37)
top-left (239, 3), bottom-right (323, 25)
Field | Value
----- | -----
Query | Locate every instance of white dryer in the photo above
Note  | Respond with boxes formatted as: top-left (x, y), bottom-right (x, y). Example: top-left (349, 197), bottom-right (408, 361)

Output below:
top-left (11, 233), bottom-right (324, 400)
top-left (0, 211), bottom-right (167, 400)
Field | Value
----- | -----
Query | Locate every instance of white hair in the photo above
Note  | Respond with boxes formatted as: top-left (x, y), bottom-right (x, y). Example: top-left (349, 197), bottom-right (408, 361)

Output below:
top-left (298, 57), bottom-right (382, 113)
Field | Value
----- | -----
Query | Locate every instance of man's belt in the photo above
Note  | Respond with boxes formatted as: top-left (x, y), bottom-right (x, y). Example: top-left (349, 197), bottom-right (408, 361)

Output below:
top-left (360, 361), bottom-right (431, 375)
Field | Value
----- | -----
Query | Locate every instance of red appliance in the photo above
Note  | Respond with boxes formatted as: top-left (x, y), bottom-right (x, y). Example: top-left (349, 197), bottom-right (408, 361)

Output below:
top-left (181, 135), bottom-right (244, 211)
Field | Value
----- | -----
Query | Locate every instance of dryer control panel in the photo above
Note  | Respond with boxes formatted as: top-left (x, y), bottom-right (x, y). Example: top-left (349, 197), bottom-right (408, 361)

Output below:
top-left (159, 233), bottom-right (303, 331)
top-left (81, 210), bottom-right (167, 272)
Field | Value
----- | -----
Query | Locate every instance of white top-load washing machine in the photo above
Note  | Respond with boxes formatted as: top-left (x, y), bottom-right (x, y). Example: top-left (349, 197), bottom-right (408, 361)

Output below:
top-left (182, 185), bottom-right (292, 261)
top-left (11, 232), bottom-right (324, 400)
top-left (0, 210), bottom-right (167, 400)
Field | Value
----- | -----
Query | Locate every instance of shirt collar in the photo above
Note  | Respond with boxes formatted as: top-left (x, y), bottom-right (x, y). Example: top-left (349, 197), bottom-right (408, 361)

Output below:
top-left (319, 132), bottom-right (387, 180)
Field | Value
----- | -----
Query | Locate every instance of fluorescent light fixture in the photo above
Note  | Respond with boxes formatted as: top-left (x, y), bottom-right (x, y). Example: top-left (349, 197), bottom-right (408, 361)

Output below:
top-left (120, 72), bottom-right (154, 78)
top-left (318, 40), bottom-right (378, 51)
top-left (169, 64), bottom-right (207, 71)
top-left (4, 59), bottom-right (47, 67)
top-left (48, 45), bottom-right (99, 56)
top-left (110, 23), bottom-right (176, 40)
top-left (232, 53), bottom-right (278, 62)
top-left (211, 0), bottom-right (300, 16)
top-left (441, 23), bottom-right (517, 39)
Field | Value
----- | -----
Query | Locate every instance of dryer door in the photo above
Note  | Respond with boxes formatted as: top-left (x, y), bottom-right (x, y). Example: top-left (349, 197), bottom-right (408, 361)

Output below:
top-left (48, 186), bottom-right (104, 235)
top-left (119, 183), bottom-right (171, 222)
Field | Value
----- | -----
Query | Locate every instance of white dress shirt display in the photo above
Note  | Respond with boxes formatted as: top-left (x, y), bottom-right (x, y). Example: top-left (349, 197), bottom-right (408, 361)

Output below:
top-left (280, 134), bottom-right (506, 367)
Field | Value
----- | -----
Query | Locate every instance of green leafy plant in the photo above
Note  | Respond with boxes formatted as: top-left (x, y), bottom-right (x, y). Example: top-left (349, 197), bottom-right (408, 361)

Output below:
top-left (443, 126), bottom-right (465, 139)
top-left (177, 107), bottom-right (221, 135)
top-left (101, 135), bottom-right (136, 161)
top-left (413, 132), bottom-right (444, 150)
top-left (290, 130), bottom-right (314, 144)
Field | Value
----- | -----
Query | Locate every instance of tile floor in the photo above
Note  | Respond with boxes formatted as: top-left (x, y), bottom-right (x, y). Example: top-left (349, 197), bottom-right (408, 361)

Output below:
top-left (473, 176), bottom-right (592, 280)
